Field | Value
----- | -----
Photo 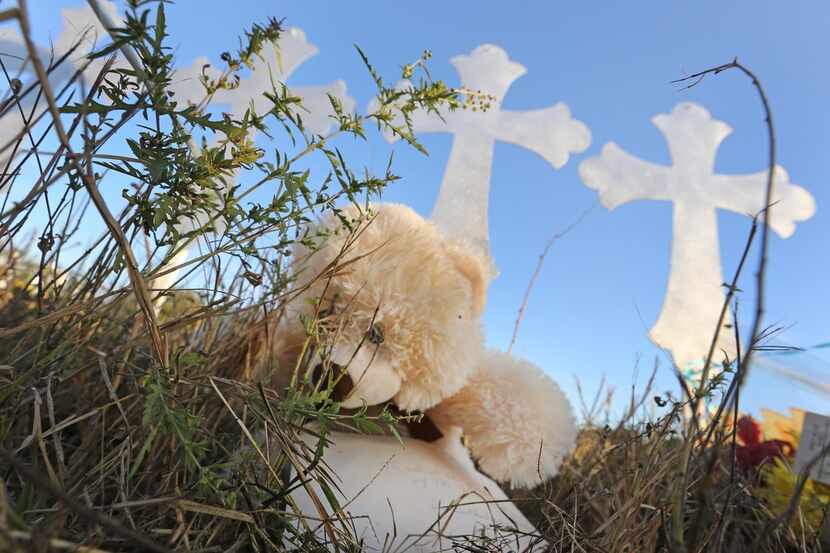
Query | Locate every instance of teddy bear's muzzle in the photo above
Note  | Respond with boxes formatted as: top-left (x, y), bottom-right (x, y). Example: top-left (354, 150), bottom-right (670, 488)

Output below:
top-left (328, 342), bottom-right (403, 409)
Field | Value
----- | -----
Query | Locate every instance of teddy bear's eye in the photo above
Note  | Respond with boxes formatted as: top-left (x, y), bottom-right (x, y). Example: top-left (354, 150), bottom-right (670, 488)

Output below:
top-left (366, 322), bottom-right (385, 345)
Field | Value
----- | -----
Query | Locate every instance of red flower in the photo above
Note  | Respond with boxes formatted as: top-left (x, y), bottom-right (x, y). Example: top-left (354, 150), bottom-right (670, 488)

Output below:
top-left (737, 416), bottom-right (762, 445)
top-left (734, 416), bottom-right (793, 471)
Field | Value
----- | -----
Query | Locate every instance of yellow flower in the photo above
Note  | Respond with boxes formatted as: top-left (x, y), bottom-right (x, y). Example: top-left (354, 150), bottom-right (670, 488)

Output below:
top-left (760, 407), bottom-right (806, 444)
top-left (759, 457), bottom-right (830, 531)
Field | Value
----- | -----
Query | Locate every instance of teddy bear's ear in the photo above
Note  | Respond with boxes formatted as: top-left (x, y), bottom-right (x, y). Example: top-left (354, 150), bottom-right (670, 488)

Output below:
top-left (444, 242), bottom-right (494, 318)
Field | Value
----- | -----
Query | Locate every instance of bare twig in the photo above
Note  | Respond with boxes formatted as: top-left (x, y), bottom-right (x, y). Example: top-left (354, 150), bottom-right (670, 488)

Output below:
top-left (672, 57), bottom-right (777, 395)
top-left (5, 530), bottom-right (116, 553)
top-left (668, 57), bottom-right (777, 552)
top-left (85, 0), bottom-right (146, 81)
top-left (508, 202), bottom-right (596, 353)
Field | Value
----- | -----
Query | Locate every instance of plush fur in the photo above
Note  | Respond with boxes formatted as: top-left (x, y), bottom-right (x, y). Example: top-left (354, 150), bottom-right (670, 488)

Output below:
top-left (271, 203), bottom-right (576, 489)
top-left (273, 203), bottom-right (489, 412)
top-left (428, 350), bottom-right (578, 489)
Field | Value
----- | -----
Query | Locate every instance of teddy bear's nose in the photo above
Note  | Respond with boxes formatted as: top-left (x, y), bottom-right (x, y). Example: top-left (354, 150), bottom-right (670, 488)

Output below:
top-left (310, 361), bottom-right (354, 402)
top-left (366, 322), bottom-right (384, 345)
top-left (330, 367), bottom-right (355, 403)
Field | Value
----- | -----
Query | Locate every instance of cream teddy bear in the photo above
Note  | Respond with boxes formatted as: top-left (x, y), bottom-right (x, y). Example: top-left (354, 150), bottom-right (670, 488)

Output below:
top-left (270, 202), bottom-right (577, 489)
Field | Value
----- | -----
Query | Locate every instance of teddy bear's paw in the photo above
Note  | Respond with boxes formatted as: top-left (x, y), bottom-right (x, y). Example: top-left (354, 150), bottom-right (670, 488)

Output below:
top-left (428, 349), bottom-right (578, 489)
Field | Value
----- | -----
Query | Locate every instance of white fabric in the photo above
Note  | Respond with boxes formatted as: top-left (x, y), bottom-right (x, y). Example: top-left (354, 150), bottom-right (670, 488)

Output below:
top-left (289, 428), bottom-right (545, 552)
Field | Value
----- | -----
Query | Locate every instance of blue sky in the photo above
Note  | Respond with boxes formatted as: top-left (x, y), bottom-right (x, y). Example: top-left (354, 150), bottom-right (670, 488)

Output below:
top-left (23, 1), bottom-right (830, 419)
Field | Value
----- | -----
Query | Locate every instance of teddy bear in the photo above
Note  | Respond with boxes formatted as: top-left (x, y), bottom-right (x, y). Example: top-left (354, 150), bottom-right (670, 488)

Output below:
top-left (242, 202), bottom-right (576, 550)
top-left (267, 202), bottom-right (577, 489)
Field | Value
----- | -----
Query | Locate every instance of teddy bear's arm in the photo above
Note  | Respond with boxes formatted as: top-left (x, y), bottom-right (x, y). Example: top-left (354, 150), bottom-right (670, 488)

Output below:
top-left (427, 349), bottom-right (578, 489)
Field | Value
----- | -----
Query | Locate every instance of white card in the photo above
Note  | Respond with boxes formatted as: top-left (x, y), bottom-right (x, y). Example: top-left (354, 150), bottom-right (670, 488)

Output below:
top-left (793, 411), bottom-right (830, 484)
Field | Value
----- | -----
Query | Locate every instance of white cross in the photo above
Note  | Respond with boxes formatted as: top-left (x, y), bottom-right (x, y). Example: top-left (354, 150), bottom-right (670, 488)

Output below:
top-left (578, 102), bottom-right (816, 373)
top-left (0, 0), bottom-right (124, 171)
top-left (158, 27), bottom-right (355, 297)
top-left (374, 45), bottom-right (590, 260)
top-left (167, 29), bottom-right (356, 224)
top-left (2, 3), bottom-right (355, 301)
top-left (171, 27), bottom-right (354, 138)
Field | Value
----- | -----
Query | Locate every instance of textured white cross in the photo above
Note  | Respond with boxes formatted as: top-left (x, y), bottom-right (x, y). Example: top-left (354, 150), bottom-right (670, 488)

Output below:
top-left (2, 2), bottom-right (355, 299)
top-left (579, 102), bottom-right (816, 373)
top-left (374, 45), bottom-right (590, 259)
top-left (159, 27), bottom-right (355, 295)
top-left (0, 0), bottom-right (123, 171)
top-left (170, 27), bottom-right (354, 138)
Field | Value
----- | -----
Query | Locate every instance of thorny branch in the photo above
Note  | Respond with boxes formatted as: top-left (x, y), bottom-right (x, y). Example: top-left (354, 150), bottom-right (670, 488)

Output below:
top-left (668, 57), bottom-right (778, 553)
top-left (671, 57), bottom-right (777, 396)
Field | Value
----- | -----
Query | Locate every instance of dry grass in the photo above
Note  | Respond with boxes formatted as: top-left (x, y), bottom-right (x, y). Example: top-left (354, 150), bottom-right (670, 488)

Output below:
top-left (0, 2), bottom-right (828, 551)
top-left (516, 401), bottom-right (830, 553)
top-left (2, 246), bottom-right (829, 552)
